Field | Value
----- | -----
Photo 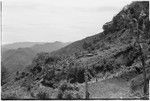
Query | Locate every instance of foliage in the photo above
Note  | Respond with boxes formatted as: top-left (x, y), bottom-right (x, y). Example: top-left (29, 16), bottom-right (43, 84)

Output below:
top-left (82, 41), bottom-right (92, 50)
top-left (15, 72), bottom-right (28, 81)
top-left (130, 72), bottom-right (150, 93)
top-left (21, 77), bottom-right (34, 92)
top-left (32, 52), bottom-right (50, 66)
top-left (2, 92), bottom-right (19, 100)
top-left (36, 91), bottom-right (50, 99)
top-left (57, 81), bottom-right (82, 99)
top-left (30, 52), bottom-right (61, 75)
top-left (67, 66), bottom-right (85, 83)
top-left (1, 63), bottom-right (9, 85)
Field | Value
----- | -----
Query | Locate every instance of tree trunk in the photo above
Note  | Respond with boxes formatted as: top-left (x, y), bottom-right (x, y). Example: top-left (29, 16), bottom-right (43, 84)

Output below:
top-left (85, 67), bottom-right (89, 99)
top-left (139, 43), bottom-right (147, 99)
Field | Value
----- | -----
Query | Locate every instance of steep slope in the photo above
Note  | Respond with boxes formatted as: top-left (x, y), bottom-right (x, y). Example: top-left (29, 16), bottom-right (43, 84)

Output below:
top-left (1, 1), bottom-right (149, 100)
top-left (51, 1), bottom-right (149, 58)
top-left (26, 0), bottom-right (149, 86)
top-left (51, 33), bottom-right (105, 56)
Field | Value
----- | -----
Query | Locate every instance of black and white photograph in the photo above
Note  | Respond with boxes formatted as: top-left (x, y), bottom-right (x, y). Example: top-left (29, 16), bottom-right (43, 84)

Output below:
top-left (1, 0), bottom-right (150, 100)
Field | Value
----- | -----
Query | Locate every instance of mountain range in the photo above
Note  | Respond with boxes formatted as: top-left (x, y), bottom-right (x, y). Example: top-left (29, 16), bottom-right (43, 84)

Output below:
top-left (1, 41), bottom-right (70, 75)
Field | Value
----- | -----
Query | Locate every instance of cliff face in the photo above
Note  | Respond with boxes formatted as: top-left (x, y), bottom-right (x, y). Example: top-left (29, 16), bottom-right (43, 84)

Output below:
top-left (103, 1), bottom-right (149, 37)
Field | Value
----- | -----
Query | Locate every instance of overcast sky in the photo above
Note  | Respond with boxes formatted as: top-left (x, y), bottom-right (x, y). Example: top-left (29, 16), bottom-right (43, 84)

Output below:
top-left (2, 0), bottom-right (136, 44)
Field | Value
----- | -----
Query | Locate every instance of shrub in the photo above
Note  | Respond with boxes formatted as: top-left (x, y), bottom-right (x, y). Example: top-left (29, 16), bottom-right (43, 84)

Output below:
top-left (21, 78), bottom-right (33, 92)
top-left (62, 90), bottom-right (82, 99)
top-left (1, 63), bottom-right (9, 85)
top-left (36, 91), bottom-right (49, 99)
top-left (67, 66), bottom-right (86, 83)
top-left (45, 56), bottom-right (61, 64)
top-left (57, 81), bottom-right (82, 99)
top-left (82, 41), bottom-right (91, 50)
top-left (2, 93), bottom-right (19, 100)
top-left (130, 72), bottom-right (150, 94)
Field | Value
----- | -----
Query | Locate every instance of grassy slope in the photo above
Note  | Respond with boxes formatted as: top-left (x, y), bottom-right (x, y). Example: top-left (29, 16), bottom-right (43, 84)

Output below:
top-left (79, 69), bottom-right (139, 99)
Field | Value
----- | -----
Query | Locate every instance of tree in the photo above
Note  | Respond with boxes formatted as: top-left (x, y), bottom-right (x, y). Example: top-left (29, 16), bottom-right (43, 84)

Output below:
top-left (57, 81), bottom-right (82, 99)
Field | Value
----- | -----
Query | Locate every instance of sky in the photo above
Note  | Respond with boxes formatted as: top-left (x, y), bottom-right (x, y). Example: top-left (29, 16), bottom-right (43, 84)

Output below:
top-left (2, 0), bottom-right (137, 44)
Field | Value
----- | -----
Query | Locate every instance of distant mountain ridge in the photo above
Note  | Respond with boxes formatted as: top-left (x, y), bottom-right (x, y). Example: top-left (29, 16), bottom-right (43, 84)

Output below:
top-left (1, 41), bottom-right (71, 78)
top-left (2, 41), bottom-right (71, 52)
top-left (2, 42), bottom-right (44, 52)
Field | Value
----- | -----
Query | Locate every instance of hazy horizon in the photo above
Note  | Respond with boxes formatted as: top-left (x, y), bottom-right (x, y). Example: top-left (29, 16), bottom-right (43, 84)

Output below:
top-left (2, 41), bottom-right (72, 45)
top-left (2, 0), bottom-right (134, 44)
